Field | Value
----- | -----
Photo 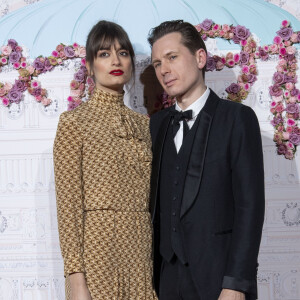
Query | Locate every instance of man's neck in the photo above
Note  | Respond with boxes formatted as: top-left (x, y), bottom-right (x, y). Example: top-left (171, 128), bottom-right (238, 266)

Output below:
top-left (176, 84), bottom-right (207, 111)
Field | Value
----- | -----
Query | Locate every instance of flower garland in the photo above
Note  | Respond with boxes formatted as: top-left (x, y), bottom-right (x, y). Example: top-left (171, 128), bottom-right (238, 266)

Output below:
top-left (0, 19), bottom-right (299, 159)
top-left (0, 40), bottom-right (91, 108)
top-left (196, 19), bottom-right (258, 102)
top-left (265, 20), bottom-right (299, 159)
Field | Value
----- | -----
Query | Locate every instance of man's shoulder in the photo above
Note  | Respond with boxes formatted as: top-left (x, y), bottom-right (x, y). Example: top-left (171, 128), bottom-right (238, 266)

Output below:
top-left (150, 106), bottom-right (173, 125)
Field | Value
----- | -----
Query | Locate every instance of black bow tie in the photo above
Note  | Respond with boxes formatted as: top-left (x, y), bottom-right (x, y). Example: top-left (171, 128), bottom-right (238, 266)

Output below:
top-left (170, 109), bottom-right (193, 138)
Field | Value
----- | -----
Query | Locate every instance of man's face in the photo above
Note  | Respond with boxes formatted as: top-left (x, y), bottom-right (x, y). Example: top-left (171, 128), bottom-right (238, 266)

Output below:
top-left (151, 32), bottom-right (204, 99)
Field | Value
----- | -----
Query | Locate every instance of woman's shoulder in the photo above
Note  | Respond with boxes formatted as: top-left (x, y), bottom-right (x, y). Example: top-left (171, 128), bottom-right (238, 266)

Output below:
top-left (58, 101), bottom-right (90, 123)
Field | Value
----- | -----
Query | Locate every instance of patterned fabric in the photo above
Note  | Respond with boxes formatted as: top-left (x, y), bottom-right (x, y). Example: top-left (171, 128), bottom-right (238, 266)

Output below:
top-left (53, 89), bottom-right (157, 299)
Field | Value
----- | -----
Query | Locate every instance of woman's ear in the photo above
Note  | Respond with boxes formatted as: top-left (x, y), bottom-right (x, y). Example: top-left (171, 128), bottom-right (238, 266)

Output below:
top-left (195, 48), bottom-right (207, 71)
top-left (86, 61), bottom-right (93, 76)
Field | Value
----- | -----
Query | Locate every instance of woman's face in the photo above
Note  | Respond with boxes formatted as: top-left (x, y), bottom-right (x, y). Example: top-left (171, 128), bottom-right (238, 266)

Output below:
top-left (88, 40), bottom-right (132, 94)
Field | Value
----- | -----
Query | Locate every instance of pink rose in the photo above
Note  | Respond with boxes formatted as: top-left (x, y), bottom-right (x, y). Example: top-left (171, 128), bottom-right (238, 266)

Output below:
top-left (77, 47), bottom-right (86, 58)
top-left (270, 101), bottom-right (277, 108)
top-left (285, 150), bottom-right (294, 160)
top-left (240, 40), bottom-right (247, 46)
top-left (227, 59), bottom-right (235, 67)
top-left (285, 82), bottom-right (294, 90)
top-left (275, 103), bottom-right (284, 112)
top-left (1, 45), bottom-right (12, 56)
top-left (79, 83), bottom-right (85, 91)
top-left (67, 96), bottom-right (73, 102)
top-left (242, 65), bottom-right (249, 74)
top-left (81, 58), bottom-right (86, 66)
top-left (270, 44), bottom-right (278, 53)
top-left (2, 97), bottom-right (9, 106)
top-left (222, 24), bottom-right (230, 32)
top-left (287, 126), bottom-right (293, 133)
top-left (287, 119), bottom-right (296, 126)
top-left (70, 89), bottom-right (83, 97)
top-left (41, 98), bottom-right (51, 106)
top-left (276, 66), bottom-right (284, 73)
top-left (13, 62), bottom-right (20, 69)
top-left (31, 81), bottom-right (40, 88)
top-left (219, 30), bottom-right (225, 37)
top-left (244, 83), bottom-right (250, 91)
top-left (225, 53), bottom-right (233, 61)
top-left (1, 57), bottom-right (8, 64)
top-left (229, 32), bottom-right (234, 39)
top-left (286, 46), bottom-right (296, 55)
top-left (0, 87), bottom-right (6, 97)
top-left (21, 62), bottom-right (27, 68)
top-left (4, 82), bottom-right (12, 91)
top-left (52, 50), bottom-right (59, 57)
top-left (287, 142), bottom-right (294, 148)
top-left (290, 33), bottom-right (298, 43)
top-left (212, 24), bottom-right (220, 31)
top-left (86, 77), bottom-right (94, 85)
top-left (272, 95), bottom-right (283, 102)
top-left (208, 30), bottom-right (214, 37)
top-left (26, 65), bottom-right (35, 74)
top-left (73, 43), bottom-right (79, 48)
top-left (280, 48), bottom-right (287, 56)
top-left (35, 95), bottom-right (42, 102)
top-left (284, 91), bottom-right (290, 98)
top-left (215, 60), bottom-right (224, 70)
top-left (281, 20), bottom-right (289, 27)
top-left (278, 59), bottom-right (286, 66)
top-left (284, 41), bottom-right (291, 47)
top-left (282, 132), bottom-right (290, 139)
top-left (273, 36), bottom-right (282, 44)
top-left (234, 54), bottom-right (240, 63)
top-left (289, 97), bottom-right (297, 104)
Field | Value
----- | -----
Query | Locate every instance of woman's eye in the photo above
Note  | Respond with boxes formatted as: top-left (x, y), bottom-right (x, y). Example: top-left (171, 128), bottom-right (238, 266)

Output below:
top-left (99, 52), bottom-right (109, 57)
top-left (120, 51), bottom-right (129, 56)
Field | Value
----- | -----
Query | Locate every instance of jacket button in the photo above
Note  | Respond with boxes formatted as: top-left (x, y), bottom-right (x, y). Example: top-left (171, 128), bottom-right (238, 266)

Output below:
top-left (174, 180), bottom-right (178, 185)
top-left (176, 166), bottom-right (180, 171)
top-left (172, 212), bottom-right (176, 216)
top-left (172, 227), bottom-right (176, 232)
top-left (173, 197), bottom-right (177, 201)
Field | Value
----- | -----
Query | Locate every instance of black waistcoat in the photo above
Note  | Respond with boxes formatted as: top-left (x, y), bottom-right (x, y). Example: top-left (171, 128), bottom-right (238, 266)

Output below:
top-left (159, 114), bottom-right (200, 264)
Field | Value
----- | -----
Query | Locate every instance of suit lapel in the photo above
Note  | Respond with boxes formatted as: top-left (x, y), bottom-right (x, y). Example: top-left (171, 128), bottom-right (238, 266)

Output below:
top-left (150, 109), bottom-right (173, 222)
top-left (180, 90), bottom-right (220, 218)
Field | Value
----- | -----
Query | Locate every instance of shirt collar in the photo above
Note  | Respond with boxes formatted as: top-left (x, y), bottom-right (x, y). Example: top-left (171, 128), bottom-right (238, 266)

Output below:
top-left (175, 87), bottom-right (210, 118)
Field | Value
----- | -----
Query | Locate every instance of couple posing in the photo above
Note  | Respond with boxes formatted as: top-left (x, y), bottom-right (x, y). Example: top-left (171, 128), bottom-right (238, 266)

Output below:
top-left (54, 19), bottom-right (265, 300)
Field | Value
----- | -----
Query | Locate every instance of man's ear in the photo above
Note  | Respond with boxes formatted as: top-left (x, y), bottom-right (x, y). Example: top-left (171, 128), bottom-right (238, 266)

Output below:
top-left (195, 48), bottom-right (206, 70)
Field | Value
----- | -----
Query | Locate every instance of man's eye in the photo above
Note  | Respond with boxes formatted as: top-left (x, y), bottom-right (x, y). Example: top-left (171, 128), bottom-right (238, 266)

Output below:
top-left (154, 63), bottom-right (161, 69)
top-left (170, 55), bottom-right (177, 60)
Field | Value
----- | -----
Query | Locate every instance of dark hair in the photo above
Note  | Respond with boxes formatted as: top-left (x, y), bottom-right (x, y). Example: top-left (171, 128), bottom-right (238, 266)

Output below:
top-left (148, 20), bottom-right (207, 78)
top-left (86, 20), bottom-right (135, 77)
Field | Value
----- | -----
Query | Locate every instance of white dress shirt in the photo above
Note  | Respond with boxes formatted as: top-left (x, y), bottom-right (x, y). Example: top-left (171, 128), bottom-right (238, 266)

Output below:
top-left (174, 87), bottom-right (210, 153)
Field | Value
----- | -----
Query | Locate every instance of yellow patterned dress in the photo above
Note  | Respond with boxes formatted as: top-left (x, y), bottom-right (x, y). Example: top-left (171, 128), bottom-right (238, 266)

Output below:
top-left (53, 89), bottom-right (157, 300)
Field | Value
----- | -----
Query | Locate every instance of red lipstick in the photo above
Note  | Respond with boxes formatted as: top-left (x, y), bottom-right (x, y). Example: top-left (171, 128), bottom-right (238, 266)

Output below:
top-left (110, 69), bottom-right (124, 76)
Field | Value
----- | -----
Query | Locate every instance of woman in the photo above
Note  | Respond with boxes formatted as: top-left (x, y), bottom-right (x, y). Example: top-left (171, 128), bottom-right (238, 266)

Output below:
top-left (53, 20), bottom-right (157, 300)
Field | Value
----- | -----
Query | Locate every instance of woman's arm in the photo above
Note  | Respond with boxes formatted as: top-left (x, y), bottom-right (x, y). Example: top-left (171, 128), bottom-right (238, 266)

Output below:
top-left (53, 112), bottom-right (86, 277)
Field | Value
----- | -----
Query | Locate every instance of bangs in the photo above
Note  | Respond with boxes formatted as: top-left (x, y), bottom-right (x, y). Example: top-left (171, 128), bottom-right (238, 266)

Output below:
top-left (92, 30), bottom-right (132, 58)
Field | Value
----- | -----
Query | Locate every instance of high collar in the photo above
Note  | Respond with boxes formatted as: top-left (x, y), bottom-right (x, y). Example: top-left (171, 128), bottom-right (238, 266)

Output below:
top-left (89, 88), bottom-right (125, 108)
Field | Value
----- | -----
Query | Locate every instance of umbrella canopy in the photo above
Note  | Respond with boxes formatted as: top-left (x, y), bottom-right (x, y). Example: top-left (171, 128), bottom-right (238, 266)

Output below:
top-left (0, 0), bottom-right (299, 57)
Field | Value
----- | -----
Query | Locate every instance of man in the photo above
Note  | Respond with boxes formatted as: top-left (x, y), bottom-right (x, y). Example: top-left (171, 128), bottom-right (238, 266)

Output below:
top-left (148, 20), bottom-right (265, 300)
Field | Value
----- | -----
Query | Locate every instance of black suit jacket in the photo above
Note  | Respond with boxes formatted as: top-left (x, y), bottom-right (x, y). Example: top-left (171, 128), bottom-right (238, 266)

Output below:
top-left (150, 89), bottom-right (265, 300)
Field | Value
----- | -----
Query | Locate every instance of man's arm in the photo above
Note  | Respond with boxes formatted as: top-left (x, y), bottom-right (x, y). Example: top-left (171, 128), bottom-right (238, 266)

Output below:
top-left (222, 105), bottom-right (265, 297)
